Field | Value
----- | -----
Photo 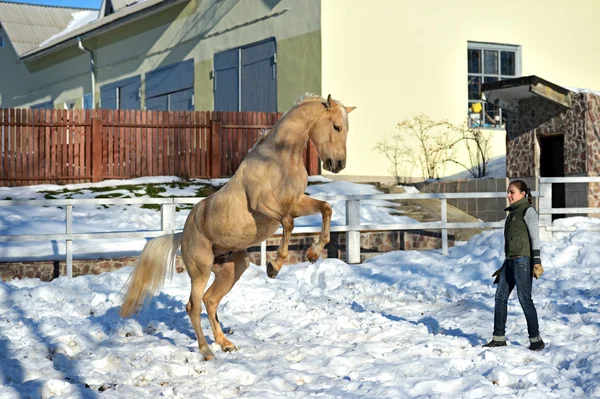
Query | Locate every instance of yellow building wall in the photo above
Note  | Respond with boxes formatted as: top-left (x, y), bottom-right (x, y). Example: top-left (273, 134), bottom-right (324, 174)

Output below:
top-left (321, 0), bottom-right (600, 180)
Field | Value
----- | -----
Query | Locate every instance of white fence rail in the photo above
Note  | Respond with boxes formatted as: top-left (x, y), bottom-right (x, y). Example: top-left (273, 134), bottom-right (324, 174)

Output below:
top-left (1, 176), bottom-right (600, 278)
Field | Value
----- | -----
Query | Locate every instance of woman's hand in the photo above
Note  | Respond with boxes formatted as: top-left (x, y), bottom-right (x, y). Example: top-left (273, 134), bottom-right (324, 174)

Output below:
top-left (492, 268), bottom-right (502, 284)
top-left (533, 264), bottom-right (544, 279)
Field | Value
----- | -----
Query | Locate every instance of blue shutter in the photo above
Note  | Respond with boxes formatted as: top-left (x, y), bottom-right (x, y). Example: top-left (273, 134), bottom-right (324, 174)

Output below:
top-left (119, 79), bottom-right (141, 110)
top-left (100, 76), bottom-right (141, 110)
top-left (30, 100), bottom-right (53, 109)
top-left (145, 60), bottom-right (194, 111)
top-left (241, 39), bottom-right (276, 112)
top-left (145, 95), bottom-right (168, 111)
top-left (146, 59), bottom-right (194, 99)
top-left (214, 48), bottom-right (239, 111)
top-left (170, 88), bottom-right (194, 111)
top-left (83, 94), bottom-right (93, 109)
top-left (100, 86), bottom-right (116, 109)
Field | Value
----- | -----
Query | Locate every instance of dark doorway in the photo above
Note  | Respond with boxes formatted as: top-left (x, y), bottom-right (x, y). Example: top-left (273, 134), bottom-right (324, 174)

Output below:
top-left (539, 134), bottom-right (565, 220)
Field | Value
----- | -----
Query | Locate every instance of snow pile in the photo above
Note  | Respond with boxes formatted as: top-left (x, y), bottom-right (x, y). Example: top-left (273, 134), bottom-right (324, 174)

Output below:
top-left (0, 219), bottom-right (599, 397)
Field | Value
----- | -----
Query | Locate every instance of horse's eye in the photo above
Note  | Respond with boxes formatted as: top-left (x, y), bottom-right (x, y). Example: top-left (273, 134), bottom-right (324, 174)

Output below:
top-left (333, 124), bottom-right (341, 132)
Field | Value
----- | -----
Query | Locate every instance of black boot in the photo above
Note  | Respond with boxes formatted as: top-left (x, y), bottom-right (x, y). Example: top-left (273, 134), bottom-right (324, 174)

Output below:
top-left (483, 339), bottom-right (507, 348)
top-left (529, 340), bottom-right (545, 351)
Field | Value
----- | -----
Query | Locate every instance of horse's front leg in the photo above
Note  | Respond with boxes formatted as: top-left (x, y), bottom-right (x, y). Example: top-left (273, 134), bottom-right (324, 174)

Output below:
top-left (292, 195), bottom-right (332, 263)
top-left (267, 214), bottom-right (293, 279)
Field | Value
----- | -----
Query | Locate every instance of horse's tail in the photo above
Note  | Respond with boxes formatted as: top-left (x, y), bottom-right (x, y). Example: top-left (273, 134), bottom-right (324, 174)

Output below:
top-left (119, 232), bottom-right (184, 318)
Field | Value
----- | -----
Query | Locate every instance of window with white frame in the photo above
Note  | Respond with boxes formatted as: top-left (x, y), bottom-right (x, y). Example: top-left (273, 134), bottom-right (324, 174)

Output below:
top-left (468, 42), bottom-right (521, 128)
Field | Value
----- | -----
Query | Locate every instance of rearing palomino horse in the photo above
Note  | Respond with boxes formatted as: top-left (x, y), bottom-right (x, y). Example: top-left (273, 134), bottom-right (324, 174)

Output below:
top-left (120, 94), bottom-right (355, 360)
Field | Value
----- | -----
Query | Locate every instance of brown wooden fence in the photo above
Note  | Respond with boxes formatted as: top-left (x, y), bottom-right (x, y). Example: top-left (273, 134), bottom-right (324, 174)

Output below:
top-left (0, 109), bottom-right (320, 187)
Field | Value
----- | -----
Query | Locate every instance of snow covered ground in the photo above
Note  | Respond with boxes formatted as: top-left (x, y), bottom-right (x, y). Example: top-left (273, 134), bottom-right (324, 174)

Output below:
top-left (0, 178), bottom-right (599, 398)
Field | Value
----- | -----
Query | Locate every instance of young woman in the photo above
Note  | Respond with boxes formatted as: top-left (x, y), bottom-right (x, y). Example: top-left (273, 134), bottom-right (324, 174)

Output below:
top-left (483, 180), bottom-right (545, 351)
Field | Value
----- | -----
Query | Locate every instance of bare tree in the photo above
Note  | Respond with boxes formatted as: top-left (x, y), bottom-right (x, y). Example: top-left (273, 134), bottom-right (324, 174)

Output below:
top-left (445, 119), bottom-right (493, 178)
top-left (373, 135), bottom-right (415, 185)
top-left (396, 114), bottom-right (453, 180)
top-left (374, 114), bottom-right (455, 181)
top-left (375, 114), bottom-right (494, 182)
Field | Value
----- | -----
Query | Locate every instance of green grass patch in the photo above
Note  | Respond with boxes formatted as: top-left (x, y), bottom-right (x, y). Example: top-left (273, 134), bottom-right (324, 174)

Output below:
top-left (145, 184), bottom-right (167, 197)
top-left (95, 193), bottom-right (127, 199)
top-left (34, 179), bottom-right (225, 211)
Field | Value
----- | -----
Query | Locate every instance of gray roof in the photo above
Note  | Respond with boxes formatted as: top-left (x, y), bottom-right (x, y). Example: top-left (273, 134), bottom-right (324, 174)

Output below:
top-left (0, 0), bottom-right (184, 60)
top-left (111, 0), bottom-right (142, 13)
top-left (0, 1), bottom-right (95, 56)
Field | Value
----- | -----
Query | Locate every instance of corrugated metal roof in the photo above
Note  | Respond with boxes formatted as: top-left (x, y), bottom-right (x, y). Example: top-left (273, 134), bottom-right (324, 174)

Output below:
top-left (0, 0), bottom-right (182, 60)
top-left (23, 0), bottom-right (181, 60)
top-left (0, 1), bottom-right (95, 56)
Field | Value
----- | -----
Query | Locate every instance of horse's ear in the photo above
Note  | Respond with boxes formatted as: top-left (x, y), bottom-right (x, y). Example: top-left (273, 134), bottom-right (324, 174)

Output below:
top-left (322, 94), bottom-right (333, 110)
top-left (345, 106), bottom-right (356, 113)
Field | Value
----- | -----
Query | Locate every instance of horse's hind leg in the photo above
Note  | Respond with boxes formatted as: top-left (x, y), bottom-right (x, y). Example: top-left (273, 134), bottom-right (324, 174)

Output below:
top-left (203, 250), bottom-right (250, 352)
top-left (182, 235), bottom-right (215, 360)
top-left (186, 270), bottom-right (214, 360)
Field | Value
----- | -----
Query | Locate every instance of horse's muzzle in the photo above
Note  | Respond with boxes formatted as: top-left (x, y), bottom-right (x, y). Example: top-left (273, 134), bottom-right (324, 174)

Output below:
top-left (324, 158), bottom-right (346, 174)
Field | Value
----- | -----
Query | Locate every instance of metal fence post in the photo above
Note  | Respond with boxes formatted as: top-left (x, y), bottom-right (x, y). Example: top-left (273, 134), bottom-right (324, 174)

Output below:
top-left (346, 199), bottom-right (361, 264)
top-left (539, 179), bottom-right (553, 242)
top-left (161, 201), bottom-right (176, 235)
top-left (66, 204), bottom-right (73, 278)
top-left (260, 241), bottom-right (267, 267)
top-left (441, 198), bottom-right (448, 256)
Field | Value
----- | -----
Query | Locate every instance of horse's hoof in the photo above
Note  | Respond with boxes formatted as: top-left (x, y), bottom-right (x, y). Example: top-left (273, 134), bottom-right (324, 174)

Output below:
top-left (267, 262), bottom-right (280, 279)
top-left (222, 345), bottom-right (238, 353)
top-left (201, 350), bottom-right (215, 361)
top-left (306, 248), bottom-right (319, 263)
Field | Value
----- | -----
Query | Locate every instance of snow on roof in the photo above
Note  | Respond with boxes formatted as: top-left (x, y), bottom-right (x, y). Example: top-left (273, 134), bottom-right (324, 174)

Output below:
top-left (0, 1), bottom-right (94, 56)
top-left (39, 10), bottom-right (99, 48)
top-left (566, 87), bottom-right (600, 97)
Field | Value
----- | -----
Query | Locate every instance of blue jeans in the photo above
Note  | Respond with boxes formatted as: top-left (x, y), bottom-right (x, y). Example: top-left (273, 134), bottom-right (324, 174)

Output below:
top-left (493, 256), bottom-right (540, 338)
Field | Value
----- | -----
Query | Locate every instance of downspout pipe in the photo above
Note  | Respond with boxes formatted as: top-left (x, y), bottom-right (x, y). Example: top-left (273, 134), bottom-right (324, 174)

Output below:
top-left (77, 37), bottom-right (96, 109)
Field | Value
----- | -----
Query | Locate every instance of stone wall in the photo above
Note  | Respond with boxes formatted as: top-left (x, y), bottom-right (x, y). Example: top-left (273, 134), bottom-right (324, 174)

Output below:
top-left (0, 230), bottom-right (453, 282)
top-left (0, 257), bottom-right (141, 281)
top-left (585, 93), bottom-right (600, 212)
top-left (333, 230), bottom-right (453, 263)
top-left (504, 92), bottom-right (600, 214)
top-left (420, 178), bottom-right (509, 222)
top-left (505, 93), bottom-right (587, 177)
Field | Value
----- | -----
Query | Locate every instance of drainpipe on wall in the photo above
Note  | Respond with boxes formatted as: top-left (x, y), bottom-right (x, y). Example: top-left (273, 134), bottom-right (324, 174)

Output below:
top-left (77, 37), bottom-right (96, 109)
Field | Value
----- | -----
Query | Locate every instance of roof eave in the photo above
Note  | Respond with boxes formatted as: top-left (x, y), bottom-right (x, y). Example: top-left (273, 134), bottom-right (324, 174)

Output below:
top-left (18, 0), bottom-right (186, 62)
top-left (482, 75), bottom-right (574, 113)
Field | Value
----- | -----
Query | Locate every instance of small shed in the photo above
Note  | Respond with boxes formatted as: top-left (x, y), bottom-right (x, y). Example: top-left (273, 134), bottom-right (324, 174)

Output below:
top-left (482, 75), bottom-right (600, 214)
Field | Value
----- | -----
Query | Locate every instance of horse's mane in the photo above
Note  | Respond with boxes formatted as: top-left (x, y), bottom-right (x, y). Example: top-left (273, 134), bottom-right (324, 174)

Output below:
top-left (252, 93), bottom-right (328, 149)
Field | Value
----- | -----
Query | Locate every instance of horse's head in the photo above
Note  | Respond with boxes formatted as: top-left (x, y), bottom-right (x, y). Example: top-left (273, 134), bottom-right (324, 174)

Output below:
top-left (310, 94), bottom-right (356, 174)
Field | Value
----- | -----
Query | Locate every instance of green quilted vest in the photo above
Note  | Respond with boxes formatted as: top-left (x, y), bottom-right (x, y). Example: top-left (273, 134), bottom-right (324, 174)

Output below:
top-left (504, 197), bottom-right (532, 258)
